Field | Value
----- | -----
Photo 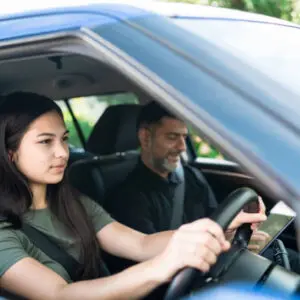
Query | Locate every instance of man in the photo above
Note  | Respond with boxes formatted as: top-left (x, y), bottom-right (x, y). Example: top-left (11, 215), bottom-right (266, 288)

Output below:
top-left (105, 101), bottom-right (298, 274)
top-left (106, 102), bottom-right (221, 233)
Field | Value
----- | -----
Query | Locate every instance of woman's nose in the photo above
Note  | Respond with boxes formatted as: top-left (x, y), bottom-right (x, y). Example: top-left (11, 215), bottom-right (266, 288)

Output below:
top-left (54, 141), bottom-right (69, 159)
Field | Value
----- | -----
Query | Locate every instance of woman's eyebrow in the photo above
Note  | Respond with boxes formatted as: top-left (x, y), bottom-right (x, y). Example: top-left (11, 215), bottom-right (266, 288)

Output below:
top-left (37, 133), bottom-right (55, 137)
top-left (37, 130), bottom-right (69, 137)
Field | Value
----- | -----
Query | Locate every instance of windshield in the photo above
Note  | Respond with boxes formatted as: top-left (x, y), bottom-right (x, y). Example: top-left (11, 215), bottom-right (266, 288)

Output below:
top-left (173, 18), bottom-right (300, 96)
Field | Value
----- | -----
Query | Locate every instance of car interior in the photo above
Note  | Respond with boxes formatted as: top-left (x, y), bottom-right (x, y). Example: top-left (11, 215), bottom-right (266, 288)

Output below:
top-left (0, 50), bottom-right (299, 297)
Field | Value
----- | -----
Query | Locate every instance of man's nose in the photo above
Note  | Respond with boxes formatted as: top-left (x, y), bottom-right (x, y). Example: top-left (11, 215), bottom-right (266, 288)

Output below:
top-left (177, 137), bottom-right (187, 152)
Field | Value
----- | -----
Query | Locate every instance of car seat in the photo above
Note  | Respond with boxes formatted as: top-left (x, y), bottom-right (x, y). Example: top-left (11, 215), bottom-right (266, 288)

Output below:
top-left (68, 104), bottom-right (141, 205)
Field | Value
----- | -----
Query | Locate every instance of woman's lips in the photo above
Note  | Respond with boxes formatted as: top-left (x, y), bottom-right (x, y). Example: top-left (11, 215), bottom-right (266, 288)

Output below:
top-left (51, 165), bottom-right (66, 172)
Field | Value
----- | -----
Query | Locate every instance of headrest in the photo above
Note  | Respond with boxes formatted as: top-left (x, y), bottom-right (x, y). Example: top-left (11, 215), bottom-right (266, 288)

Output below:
top-left (86, 104), bottom-right (141, 155)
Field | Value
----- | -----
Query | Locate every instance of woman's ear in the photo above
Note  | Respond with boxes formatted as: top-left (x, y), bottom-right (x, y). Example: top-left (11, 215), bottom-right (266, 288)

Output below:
top-left (8, 150), bottom-right (15, 162)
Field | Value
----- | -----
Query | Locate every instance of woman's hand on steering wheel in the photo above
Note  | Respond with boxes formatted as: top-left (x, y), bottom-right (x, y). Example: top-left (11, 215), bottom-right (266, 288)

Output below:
top-left (155, 218), bottom-right (231, 283)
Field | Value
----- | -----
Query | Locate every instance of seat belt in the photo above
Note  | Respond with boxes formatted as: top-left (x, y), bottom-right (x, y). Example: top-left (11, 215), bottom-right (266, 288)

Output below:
top-left (0, 222), bottom-right (84, 300)
top-left (21, 223), bottom-right (82, 282)
top-left (21, 224), bottom-right (111, 280)
top-left (169, 163), bottom-right (185, 230)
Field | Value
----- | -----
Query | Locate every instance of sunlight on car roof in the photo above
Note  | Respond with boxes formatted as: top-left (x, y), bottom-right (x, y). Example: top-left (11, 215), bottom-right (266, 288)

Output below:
top-left (2, 0), bottom-right (292, 26)
top-left (2, 0), bottom-right (152, 15)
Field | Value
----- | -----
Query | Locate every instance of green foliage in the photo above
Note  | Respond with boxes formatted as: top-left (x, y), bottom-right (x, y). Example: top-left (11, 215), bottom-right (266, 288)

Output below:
top-left (208, 0), bottom-right (296, 21)
top-left (162, 0), bottom-right (300, 23)
top-left (189, 127), bottom-right (224, 159)
top-left (164, 0), bottom-right (202, 2)
top-left (95, 93), bottom-right (138, 106)
top-left (192, 136), bottom-right (224, 159)
top-left (63, 115), bottom-right (91, 148)
top-left (61, 93), bottom-right (138, 148)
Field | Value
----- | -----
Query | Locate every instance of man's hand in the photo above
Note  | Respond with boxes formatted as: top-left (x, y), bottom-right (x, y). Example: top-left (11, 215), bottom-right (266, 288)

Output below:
top-left (225, 196), bottom-right (267, 240)
top-left (248, 230), bottom-right (271, 252)
top-left (250, 197), bottom-right (266, 230)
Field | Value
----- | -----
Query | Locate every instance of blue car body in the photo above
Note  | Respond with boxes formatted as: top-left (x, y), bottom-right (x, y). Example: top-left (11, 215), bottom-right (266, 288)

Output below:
top-left (0, 4), bottom-right (150, 41)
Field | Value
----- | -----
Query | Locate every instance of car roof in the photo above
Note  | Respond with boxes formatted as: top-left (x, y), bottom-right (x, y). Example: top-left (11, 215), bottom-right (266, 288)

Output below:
top-left (1, 0), bottom-right (298, 44)
top-left (1, 0), bottom-right (298, 25)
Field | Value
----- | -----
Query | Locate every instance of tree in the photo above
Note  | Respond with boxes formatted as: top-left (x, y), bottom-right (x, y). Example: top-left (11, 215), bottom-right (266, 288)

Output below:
top-left (162, 0), bottom-right (300, 23)
top-left (209, 0), bottom-right (295, 21)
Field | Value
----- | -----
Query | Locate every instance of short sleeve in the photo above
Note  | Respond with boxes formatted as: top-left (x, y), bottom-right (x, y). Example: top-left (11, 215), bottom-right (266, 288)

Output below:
top-left (0, 228), bottom-right (29, 277)
top-left (80, 196), bottom-right (115, 233)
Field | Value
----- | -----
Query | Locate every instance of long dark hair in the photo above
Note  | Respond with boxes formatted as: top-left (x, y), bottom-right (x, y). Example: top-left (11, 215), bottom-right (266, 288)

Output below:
top-left (0, 92), bottom-right (101, 279)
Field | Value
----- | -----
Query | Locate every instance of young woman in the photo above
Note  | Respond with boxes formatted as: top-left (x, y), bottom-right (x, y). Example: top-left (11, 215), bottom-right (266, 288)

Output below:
top-left (0, 92), bottom-right (263, 300)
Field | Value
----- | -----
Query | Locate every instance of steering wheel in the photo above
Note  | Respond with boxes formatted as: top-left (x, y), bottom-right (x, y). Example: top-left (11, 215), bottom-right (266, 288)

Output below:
top-left (164, 187), bottom-right (259, 300)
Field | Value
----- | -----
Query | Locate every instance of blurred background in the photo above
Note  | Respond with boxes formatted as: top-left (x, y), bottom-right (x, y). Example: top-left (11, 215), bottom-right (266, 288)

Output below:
top-left (161, 0), bottom-right (300, 23)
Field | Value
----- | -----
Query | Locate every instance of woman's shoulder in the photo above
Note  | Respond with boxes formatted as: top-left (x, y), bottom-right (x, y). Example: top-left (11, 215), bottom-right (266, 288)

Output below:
top-left (79, 194), bottom-right (107, 214)
top-left (79, 195), bottom-right (115, 232)
top-left (0, 221), bottom-right (31, 247)
top-left (0, 220), bottom-right (13, 230)
top-left (0, 220), bottom-right (72, 283)
top-left (0, 222), bottom-right (32, 277)
top-left (79, 194), bottom-right (96, 205)
top-left (0, 221), bottom-right (20, 236)
top-left (79, 194), bottom-right (102, 212)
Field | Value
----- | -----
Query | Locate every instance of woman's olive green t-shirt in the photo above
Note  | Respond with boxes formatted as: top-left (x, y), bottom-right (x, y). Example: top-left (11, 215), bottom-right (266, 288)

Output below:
top-left (0, 196), bottom-right (114, 282)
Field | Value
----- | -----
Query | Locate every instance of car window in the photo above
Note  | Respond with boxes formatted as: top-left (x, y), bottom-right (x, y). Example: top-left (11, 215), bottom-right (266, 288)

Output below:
top-left (56, 93), bottom-right (138, 148)
top-left (56, 101), bottom-right (81, 148)
top-left (96, 16), bottom-right (300, 171)
top-left (173, 18), bottom-right (300, 96)
top-left (192, 136), bottom-right (224, 160)
top-left (189, 127), bottom-right (224, 160)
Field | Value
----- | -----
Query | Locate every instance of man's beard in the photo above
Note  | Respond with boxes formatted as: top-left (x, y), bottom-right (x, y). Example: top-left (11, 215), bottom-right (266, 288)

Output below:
top-left (151, 152), bottom-right (180, 174)
top-left (148, 137), bottom-right (180, 174)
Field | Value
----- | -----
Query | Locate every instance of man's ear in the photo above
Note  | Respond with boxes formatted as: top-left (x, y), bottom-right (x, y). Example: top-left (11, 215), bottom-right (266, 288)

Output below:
top-left (138, 128), bottom-right (150, 149)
